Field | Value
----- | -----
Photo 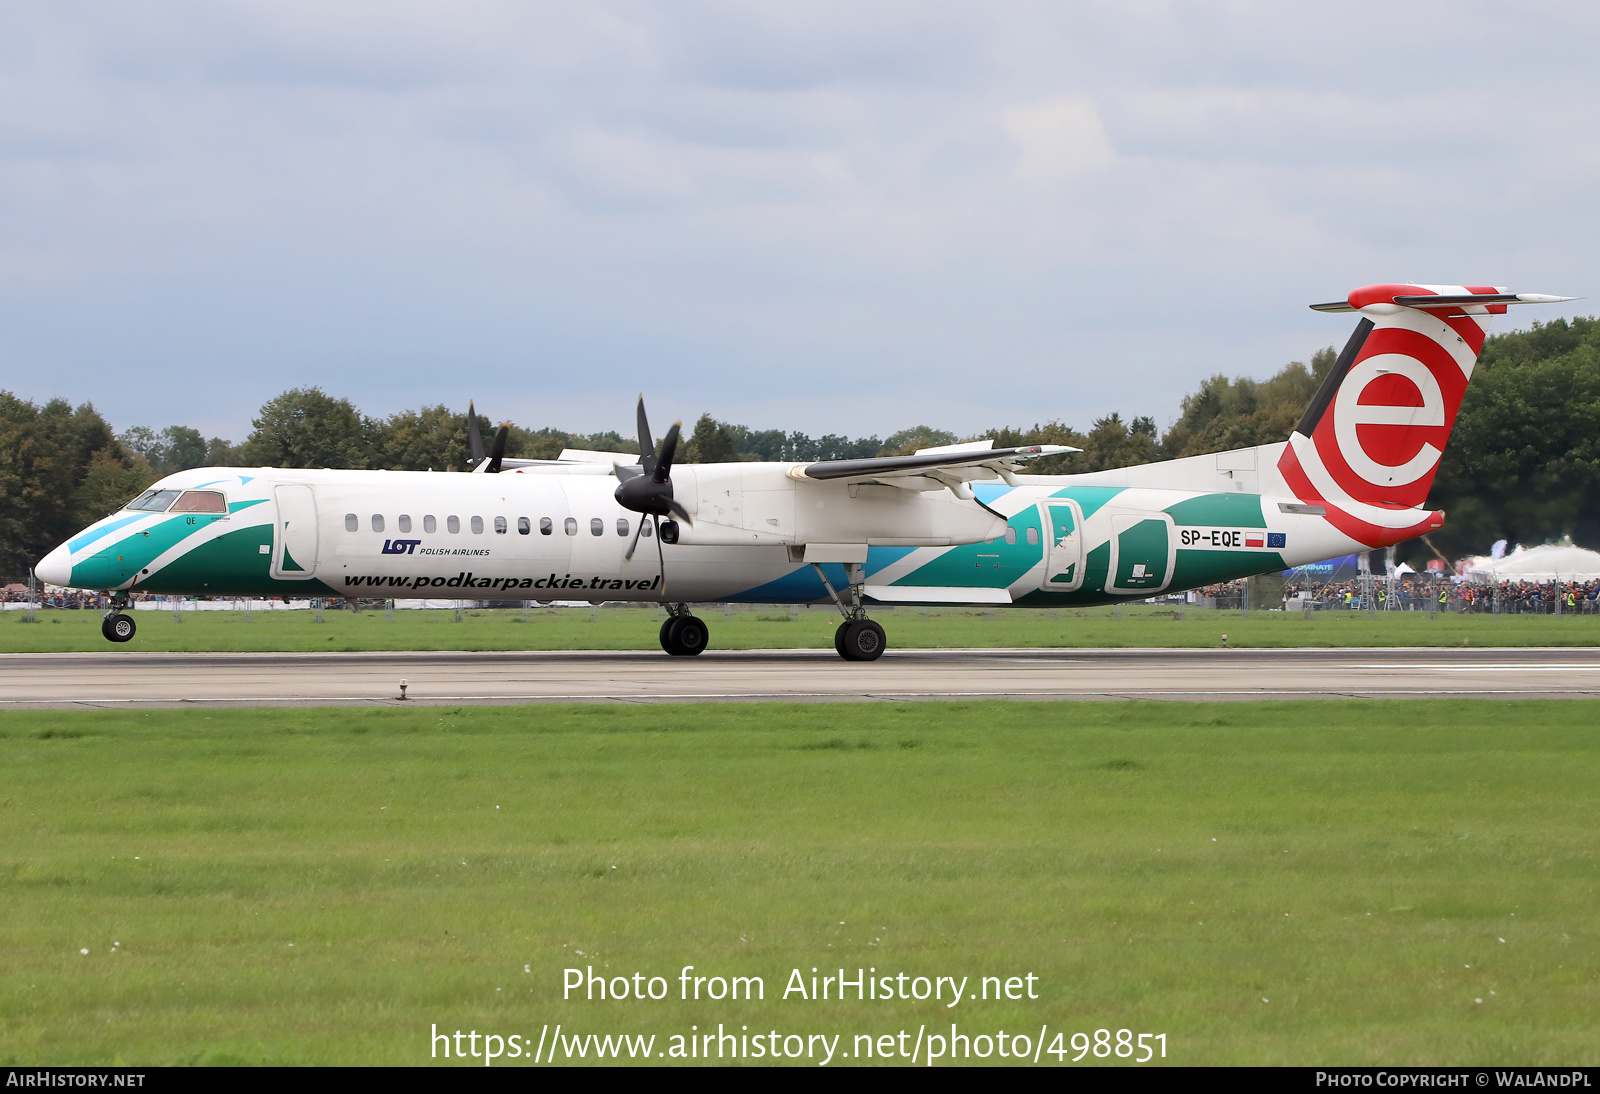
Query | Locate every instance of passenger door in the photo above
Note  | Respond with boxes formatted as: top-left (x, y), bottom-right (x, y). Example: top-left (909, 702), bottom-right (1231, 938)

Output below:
top-left (1107, 514), bottom-right (1174, 595)
top-left (272, 484), bottom-right (319, 579)
top-left (1038, 501), bottom-right (1084, 591)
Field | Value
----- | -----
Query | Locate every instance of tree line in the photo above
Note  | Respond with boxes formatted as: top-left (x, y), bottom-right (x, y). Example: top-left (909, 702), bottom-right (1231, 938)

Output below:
top-left (3, 317), bottom-right (1597, 582)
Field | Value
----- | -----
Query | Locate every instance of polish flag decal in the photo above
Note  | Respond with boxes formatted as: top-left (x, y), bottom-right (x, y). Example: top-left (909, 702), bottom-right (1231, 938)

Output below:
top-left (1245, 536), bottom-right (1264, 548)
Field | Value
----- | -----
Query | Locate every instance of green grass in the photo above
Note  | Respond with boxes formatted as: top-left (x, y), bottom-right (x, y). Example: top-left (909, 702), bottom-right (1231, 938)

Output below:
top-left (5, 603), bottom-right (1599, 652)
top-left (1, 700), bottom-right (1595, 1065)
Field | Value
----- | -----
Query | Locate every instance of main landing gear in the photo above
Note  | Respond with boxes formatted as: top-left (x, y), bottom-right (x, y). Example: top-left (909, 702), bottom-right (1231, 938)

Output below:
top-left (101, 596), bottom-right (135, 643)
top-left (659, 604), bottom-right (709, 657)
top-left (815, 562), bottom-right (886, 662)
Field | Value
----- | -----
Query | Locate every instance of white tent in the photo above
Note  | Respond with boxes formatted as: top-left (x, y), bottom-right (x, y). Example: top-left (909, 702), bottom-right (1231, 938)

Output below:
top-left (1466, 543), bottom-right (1600, 582)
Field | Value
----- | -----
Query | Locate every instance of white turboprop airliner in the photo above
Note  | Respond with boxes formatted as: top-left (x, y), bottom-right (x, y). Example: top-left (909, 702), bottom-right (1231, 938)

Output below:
top-left (34, 283), bottom-right (1571, 660)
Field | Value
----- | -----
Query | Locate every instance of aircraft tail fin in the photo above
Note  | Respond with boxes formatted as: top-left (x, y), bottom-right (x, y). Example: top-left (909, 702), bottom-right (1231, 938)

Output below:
top-left (1277, 283), bottom-right (1571, 546)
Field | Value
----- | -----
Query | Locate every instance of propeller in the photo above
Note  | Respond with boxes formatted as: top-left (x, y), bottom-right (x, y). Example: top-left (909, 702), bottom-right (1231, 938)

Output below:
top-left (466, 401), bottom-right (485, 465)
top-left (616, 396), bottom-right (692, 565)
top-left (464, 401), bottom-right (510, 473)
top-left (485, 422), bottom-right (509, 473)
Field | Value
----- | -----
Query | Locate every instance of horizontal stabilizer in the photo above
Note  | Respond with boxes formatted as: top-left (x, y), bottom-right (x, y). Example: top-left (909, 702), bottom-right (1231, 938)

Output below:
top-left (1311, 286), bottom-right (1574, 313)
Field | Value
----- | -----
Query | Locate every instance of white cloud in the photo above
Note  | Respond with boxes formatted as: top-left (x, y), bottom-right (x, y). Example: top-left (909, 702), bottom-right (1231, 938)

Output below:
top-left (1002, 96), bottom-right (1115, 181)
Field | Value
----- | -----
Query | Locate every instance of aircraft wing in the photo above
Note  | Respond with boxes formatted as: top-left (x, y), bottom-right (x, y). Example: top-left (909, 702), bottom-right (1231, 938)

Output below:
top-left (790, 441), bottom-right (1077, 496)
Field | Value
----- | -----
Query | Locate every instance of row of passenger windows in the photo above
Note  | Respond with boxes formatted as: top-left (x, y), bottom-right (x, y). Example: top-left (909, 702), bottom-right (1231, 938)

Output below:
top-left (345, 513), bottom-right (651, 539)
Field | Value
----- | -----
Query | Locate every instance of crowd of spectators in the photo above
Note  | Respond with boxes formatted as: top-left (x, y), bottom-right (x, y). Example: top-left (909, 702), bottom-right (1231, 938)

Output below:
top-left (1233, 577), bottom-right (1600, 613)
top-left (2, 585), bottom-right (111, 609)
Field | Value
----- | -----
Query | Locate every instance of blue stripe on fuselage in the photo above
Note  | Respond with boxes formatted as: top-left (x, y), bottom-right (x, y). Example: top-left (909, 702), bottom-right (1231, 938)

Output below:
top-left (67, 513), bottom-right (147, 555)
top-left (730, 546), bottom-right (916, 603)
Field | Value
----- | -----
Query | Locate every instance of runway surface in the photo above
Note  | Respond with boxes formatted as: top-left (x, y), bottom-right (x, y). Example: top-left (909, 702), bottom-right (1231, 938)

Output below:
top-left (3, 647), bottom-right (1599, 708)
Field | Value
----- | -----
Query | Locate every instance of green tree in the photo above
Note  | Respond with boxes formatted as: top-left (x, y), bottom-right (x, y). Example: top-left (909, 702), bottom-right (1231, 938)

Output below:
top-left (118, 424), bottom-right (234, 476)
top-left (879, 425), bottom-right (958, 456)
top-left (72, 448), bottom-right (156, 526)
top-left (377, 405), bottom-right (473, 471)
top-left (682, 413), bottom-right (741, 463)
top-left (1077, 412), bottom-right (1161, 472)
top-left (0, 392), bottom-right (150, 582)
top-left (1158, 348), bottom-right (1334, 460)
top-left (1427, 317), bottom-right (1600, 555)
top-left (240, 388), bottom-right (376, 469)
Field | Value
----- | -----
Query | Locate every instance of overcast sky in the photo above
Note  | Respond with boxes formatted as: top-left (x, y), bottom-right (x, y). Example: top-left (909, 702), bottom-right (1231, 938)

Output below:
top-left (2, 1), bottom-right (1596, 442)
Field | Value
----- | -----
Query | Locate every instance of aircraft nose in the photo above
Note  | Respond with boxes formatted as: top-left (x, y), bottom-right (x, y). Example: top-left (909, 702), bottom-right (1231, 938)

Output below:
top-left (34, 543), bottom-right (73, 587)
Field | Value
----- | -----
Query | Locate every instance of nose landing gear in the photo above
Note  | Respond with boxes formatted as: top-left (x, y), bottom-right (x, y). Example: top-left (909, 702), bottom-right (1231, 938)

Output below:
top-left (101, 596), bottom-right (135, 643)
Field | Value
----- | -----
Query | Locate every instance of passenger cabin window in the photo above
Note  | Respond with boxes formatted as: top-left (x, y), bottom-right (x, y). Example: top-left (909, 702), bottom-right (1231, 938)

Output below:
top-left (371, 514), bottom-right (385, 533)
top-left (564, 517), bottom-right (577, 536)
top-left (398, 515), bottom-right (412, 533)
top-left (641, 520), bottom-right (652, 538)
top-left (617, 518), bottom-right (629, 537)
top-left (423, 515), bottom-right (437, 533)
top-left (127, 489), bottom-right (182, 512)
top-left (345, 513), bottom-right (359, 532)
top-left (590, 518), bottom-right (603, 537)
top-left (540, 517), bottom-right (553, 535)
top-left (517, 517), bottom-right (530, 535)
top-left (1026, 526), bottom-right (1039, 546)
top-left (471, 516), bottom-right (484, 534)
top-left (1004, 527), bottom-right (1017, 545)
top-left (494, 516), bottom-right (507, 534)
top-left (169, 490), bottom-right (228, 514)
top-left (447, 515), bottom-right (461, 534)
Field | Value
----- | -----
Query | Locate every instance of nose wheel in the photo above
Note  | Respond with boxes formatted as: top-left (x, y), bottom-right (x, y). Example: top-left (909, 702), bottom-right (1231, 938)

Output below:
top-left (101, 612), bottom-right (136, 643)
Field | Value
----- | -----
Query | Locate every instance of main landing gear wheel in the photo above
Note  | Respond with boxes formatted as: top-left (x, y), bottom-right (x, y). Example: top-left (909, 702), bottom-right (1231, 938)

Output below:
top-left (102, 613), bottom-right (136, 643)
top-left (836, 619), bottom-right (885, 661)
top-left (660, 615), bottom-right (709, 656)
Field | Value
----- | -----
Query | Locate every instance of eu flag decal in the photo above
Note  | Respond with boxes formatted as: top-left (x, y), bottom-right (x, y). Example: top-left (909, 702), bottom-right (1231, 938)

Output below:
top-left (1267, 533), bottom-right (1286, 549)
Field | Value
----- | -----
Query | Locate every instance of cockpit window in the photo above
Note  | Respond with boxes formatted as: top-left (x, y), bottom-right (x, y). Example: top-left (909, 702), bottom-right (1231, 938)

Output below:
top-left (126, 489), bottom-right (182, 512)
top-left (169, 490), bottom-right (229, 514)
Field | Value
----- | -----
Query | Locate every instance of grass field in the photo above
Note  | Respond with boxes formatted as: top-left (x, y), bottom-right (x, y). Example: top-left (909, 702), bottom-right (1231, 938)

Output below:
top-left (4, 603), bottom-right (1599, 652)
top-left (1, 699), bottom-right (1594, 1066)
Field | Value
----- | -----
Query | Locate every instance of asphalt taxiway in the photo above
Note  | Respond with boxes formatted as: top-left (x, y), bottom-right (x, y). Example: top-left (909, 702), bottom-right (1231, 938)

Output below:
top-left (2, 647), bottom-right (1598, 709)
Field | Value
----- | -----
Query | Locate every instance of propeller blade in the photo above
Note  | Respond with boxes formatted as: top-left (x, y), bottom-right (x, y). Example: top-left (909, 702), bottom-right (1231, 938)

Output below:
top-left (485, 422), bottom-right (510, 474)
top-left (667, 498), bottom-right (693, 526)
top-left (655, 421), bottom-right (682, 484)
top-left (465, 401), bottom-right (486, 464)
top-left (636, 396), bottom-right (656, 476)
top-left (623, 514), bottom-right (645, 561)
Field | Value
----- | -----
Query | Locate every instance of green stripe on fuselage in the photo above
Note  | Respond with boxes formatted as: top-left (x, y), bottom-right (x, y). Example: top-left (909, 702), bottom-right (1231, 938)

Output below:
top-left (896, 504), bottom-right (1044, 589)
top-left (1163, 492), bottom-right (1267, 528)
top-left (136, 523), bottom-right (338, 596)
top-left (70, 513), bottom-right (227, 590)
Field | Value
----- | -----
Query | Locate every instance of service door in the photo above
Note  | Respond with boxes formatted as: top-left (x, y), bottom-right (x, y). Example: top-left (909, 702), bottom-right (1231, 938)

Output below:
top-left (272, 484), bottom-right (319, 579)
top-left (1039, 501), bottom-right (1084, 591)
top-left (1107, 514), bottom-right (1175, 595)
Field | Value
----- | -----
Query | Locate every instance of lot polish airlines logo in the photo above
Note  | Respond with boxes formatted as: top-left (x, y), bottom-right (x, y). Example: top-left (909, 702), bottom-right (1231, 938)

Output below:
top-left (382, 539), bottom-right (421, 555)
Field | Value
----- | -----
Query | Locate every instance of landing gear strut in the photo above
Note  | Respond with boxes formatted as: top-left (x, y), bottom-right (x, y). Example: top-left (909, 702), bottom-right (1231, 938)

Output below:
top-left (102, 595), bottom-right (135, 643)
top-left (814, 562), bottom-right (886, 661)
top-left (659, 603), bottom-right (708, 656)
